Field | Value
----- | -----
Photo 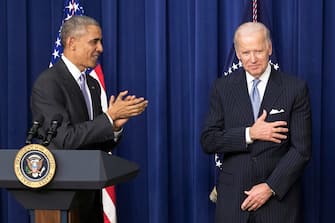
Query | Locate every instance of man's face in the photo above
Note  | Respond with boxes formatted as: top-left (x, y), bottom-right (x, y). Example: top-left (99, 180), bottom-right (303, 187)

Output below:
top-left (235, 31), bottom-right (272, 78)
top-left (71, 25), bottom-right (103, 71)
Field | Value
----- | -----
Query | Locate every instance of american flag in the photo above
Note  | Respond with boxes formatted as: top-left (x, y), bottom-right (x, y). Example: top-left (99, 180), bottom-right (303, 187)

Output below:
top-left (49, 0), bottom-right (116, 222)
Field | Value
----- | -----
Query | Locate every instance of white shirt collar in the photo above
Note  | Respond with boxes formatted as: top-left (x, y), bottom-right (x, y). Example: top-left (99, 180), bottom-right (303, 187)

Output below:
top-left (245, 63), bottom-right (271, 84)
top-left (245, 63), bottom-right (271, 100)
top-left (61, 55), bottom-right (84, 82)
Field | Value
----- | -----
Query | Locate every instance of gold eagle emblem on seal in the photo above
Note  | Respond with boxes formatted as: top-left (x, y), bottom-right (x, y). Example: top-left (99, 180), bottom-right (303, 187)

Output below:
top-left (14, 144), bottom-right (56, 188)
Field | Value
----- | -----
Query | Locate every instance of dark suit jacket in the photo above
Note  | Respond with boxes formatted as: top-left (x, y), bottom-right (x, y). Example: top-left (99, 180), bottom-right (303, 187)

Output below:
top-left (31, 59), bottom-right (117, 151)
top-left (201, 67), bottom-right (311, 223)
top-left (31, 59), bottom-right (118, 223)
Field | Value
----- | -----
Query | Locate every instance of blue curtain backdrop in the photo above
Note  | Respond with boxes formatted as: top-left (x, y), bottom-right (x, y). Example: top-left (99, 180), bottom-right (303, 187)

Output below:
top-left (0, 0), bottom-right (333, 222)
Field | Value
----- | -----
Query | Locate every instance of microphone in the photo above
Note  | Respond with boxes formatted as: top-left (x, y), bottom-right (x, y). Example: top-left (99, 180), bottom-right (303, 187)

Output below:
top-left (25, 115), bottom-right (44, 145)
top-left (42, 114), bottom-right (63, 146)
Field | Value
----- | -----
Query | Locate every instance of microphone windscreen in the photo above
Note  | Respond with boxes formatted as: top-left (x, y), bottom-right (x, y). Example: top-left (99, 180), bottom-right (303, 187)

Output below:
top-left (51, 114), bottom-right (63, 126)
top-left (33, 114), bottom-right (45, 125)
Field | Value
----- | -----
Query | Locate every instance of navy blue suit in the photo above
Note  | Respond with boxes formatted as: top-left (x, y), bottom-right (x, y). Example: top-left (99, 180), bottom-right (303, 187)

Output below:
top-left (201, 67), bottom-right (311, 223)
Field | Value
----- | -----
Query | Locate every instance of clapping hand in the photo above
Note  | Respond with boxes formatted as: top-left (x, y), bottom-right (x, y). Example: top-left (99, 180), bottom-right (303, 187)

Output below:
top-left (107, 90), bottom-right (148, 130)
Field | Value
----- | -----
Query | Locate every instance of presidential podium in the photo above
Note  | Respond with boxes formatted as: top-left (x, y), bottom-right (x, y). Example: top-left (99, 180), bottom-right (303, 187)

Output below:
top-left (0, 149), bottom-right (140, 223)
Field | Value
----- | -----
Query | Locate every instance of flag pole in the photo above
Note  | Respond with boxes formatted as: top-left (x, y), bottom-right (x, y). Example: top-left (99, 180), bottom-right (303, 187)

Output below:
top-left (252, 0), bottom-right (258, 22)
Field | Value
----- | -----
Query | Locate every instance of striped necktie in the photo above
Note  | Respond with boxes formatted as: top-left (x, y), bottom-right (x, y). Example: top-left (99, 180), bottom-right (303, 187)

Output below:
top-left (250, 79), bottom-right (261, 121)
top-left (78, 73), bottom-right (93, 120)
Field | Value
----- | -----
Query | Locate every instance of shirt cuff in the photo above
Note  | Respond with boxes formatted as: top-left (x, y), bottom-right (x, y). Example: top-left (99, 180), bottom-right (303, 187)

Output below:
top-left (265, 182), bottom-right (276, 197)
top-left (245, 127), bottom-right (253, 144)
top-left (105, 112), bottom-right (123, 141)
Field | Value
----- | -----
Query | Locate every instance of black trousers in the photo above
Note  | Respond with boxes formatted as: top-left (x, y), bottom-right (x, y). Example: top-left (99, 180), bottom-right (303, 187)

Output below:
top-left (75, 190), bottom-right (103, 223)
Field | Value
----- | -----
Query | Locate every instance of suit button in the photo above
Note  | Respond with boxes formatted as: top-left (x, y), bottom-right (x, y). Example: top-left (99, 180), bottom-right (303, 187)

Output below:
top-left (252, 157), bottom-right (257, 162)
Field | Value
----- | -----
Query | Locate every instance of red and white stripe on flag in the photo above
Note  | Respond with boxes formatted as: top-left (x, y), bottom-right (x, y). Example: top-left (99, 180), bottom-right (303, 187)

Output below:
top-left (102, 185), bottom-right (117, 223)
top-left (89, 66), bottom-right (117, 223)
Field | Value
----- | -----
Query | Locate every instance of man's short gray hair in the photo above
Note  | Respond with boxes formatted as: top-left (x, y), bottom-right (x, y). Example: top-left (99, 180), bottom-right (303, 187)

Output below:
top-left (233, 22), bottom-right (271, 49)
top-left (60, 15), bottom-right (100, 47)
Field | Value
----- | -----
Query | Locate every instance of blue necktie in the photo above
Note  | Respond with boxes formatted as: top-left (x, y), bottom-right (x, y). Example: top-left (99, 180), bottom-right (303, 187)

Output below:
top-left (79, 73), bottom-right (93, 120)
top-left (251, 79), bottom-right (261, 121)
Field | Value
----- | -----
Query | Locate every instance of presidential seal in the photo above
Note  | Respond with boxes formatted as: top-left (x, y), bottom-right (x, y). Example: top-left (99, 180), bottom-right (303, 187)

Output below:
top-left (14, 144), bottom-right (56, 188)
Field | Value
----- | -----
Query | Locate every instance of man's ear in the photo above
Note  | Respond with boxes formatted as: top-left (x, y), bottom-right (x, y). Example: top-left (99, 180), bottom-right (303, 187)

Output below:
top-left (235, 47), bottom-right (241, 60)
top-left (67, 37), bottom-right (76, 50)
top-left (268, 42), bottom-right (273, 56)
top-left (235, 51), bottom-right (241, 60)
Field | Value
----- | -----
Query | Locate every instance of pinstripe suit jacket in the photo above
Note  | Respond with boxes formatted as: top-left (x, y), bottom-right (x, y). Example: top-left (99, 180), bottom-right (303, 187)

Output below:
top-left (201, 67), bottom-right (311, 223)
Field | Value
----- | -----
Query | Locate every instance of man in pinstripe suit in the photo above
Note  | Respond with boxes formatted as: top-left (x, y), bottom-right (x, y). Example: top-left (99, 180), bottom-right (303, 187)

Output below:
top-left (201, 22), bottom-right (311, 223)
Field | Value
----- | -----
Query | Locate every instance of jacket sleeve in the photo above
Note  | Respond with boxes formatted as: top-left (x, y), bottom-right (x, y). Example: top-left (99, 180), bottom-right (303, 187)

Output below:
top-left (201, 79), bottom-right (249, 154)
top-left (266, 81), bottom-right (312, 200)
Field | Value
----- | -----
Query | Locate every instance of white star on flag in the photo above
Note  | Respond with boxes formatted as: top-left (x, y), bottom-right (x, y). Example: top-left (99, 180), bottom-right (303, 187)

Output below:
top-left (52, 49), bottom-right (60, 59)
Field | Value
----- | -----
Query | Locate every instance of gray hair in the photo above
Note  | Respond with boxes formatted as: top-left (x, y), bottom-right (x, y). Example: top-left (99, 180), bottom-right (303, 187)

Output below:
top-left (60, 15), bottom-right (100, 47)
top-left (233, 22), bottom-right (271, 49)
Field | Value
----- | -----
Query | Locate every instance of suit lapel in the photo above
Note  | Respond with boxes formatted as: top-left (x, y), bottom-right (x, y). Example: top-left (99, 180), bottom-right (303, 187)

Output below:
top-left (55, 60), bottom-right (90, 120)
top-left (229, 67), bottom-right (283, 122)
top-left (230, 70), bottom-right (254, 122)
top-left (260, 68), bottom-right (283, 115)
top-left (87, 76), bottom-right (103, 118)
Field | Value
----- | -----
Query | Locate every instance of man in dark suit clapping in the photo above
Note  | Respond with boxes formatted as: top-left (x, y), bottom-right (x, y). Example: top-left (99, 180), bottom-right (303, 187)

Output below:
top-left (31, 15), bottom-right (148, 223)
